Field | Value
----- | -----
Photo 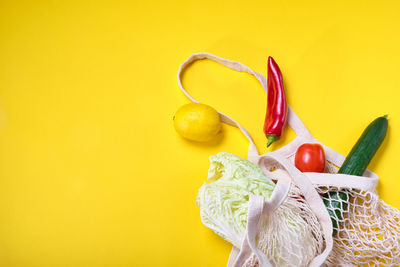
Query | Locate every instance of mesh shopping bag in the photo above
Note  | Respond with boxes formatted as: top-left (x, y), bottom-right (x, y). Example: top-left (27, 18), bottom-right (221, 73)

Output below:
top-left (178, 53), bottom-right (400, 266)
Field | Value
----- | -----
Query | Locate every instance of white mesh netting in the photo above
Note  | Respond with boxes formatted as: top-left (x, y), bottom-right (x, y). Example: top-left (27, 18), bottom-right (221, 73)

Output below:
top-left (196, 153), bottom-right (325, 266)
top-left (242, 184), bottom-right (325, 267)
top-left (199, 180), bottom-right (325, 267)
top-left (317, 160), bottom-right (400, 266)
top-left (200, 154), bottom-right (400, 266)
top-left (246, 156), bottom-right (400, 266)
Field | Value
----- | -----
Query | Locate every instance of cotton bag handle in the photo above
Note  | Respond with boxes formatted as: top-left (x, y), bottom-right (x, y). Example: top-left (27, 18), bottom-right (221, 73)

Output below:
top-left (178, 54), bottom-right (379, 192)
top-left (231, 150), bottom-right (335, 267)
top-left (177, 52), bottom-right (313, 162)
top-left (232, 168), bottom-right (292, 267)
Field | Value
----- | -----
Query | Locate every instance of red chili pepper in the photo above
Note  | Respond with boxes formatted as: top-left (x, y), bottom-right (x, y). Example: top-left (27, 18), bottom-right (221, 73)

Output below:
top-left (263, 56), bottom-right (288, 147)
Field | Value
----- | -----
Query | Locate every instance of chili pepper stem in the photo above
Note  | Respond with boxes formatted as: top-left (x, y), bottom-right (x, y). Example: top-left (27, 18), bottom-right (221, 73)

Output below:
top-left (267, 134), bottom-right (279, 147)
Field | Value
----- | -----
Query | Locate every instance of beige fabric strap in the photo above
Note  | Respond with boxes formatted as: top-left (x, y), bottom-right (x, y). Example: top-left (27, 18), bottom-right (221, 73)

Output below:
top-left (229, 151), bottom-right (334, 267)
top-left (177, 53), bottom-right (261, 161)
top-left (306, 172), bottom-right (378, 191)
top-left (227, 247), bottom-right (241, 267)
top-left (228, 169), bottom-right (292, 267)
top-left (233, 195), bottom-right (273, 267)
top-left (177, 52), bottom-right (312, 163)
top-left (233, 174), bottom-right (292, 267)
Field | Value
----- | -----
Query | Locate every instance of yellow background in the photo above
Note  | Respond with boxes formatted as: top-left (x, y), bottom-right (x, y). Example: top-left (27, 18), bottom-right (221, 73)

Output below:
top-left (0, 0), bottom-right (400, 266)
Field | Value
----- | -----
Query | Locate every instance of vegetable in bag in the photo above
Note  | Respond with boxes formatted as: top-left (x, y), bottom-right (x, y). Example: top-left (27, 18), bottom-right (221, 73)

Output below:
top-left (324, 115), bottom-right (388, 236)
top-left (196, 152), bottom-right (322, 266)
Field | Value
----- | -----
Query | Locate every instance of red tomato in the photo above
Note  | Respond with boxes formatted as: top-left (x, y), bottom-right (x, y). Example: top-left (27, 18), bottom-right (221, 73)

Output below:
top-left (295, 143), bottom-right (326, 172)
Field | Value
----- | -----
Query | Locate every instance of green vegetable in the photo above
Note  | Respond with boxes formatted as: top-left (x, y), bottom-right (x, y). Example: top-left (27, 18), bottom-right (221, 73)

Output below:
top-left (325, 115), bottom-right (388, 236)
top-left (323, 191), bottom-right (349, 236)
top-left (197, 152), bottom-right (319, 265)
top-left (196, 152), bottom-right (276, 246)
top-left (338, 115), bottom-right (388, 176)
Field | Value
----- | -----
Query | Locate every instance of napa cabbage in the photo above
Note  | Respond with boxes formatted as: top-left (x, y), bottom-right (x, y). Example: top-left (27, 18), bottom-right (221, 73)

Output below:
top-left (196, 152), bottom-right (321, 266)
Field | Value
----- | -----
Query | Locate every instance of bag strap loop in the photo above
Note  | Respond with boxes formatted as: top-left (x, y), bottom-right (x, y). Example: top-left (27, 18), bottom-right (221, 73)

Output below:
top-left (177, 52), bottom-right (313, 162)
top-left (233, 174), bottom-right (292, 267)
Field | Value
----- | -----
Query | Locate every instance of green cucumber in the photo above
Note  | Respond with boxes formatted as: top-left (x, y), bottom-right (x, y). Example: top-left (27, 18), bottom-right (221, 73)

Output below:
top-left (325, 115), bottom-right (388, 236)
top-left (338, 115), bottom-right (388, 176)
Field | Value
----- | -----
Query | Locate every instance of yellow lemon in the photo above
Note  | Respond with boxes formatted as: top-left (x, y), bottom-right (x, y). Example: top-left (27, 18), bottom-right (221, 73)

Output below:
top-left (173, 103), bottom-right (221, 142)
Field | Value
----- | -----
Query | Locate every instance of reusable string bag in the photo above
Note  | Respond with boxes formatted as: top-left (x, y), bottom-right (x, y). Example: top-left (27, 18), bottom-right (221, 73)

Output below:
top-left (177, 53), bottom-right (400, 266)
